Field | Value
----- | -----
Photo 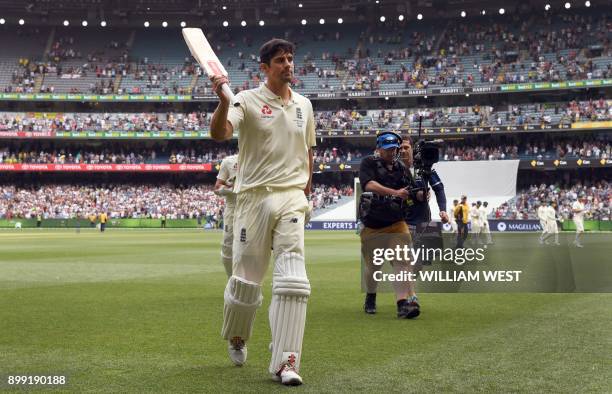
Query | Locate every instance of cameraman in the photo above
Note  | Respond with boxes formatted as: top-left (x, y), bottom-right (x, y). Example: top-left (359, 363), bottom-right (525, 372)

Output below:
top-left (400, 139), bottom-right (448, 314)
top-left (359, 131), bottom-right (422, 319)
top-left (400, 139), bottom-right (449, 227)
top-left (400, 139), bottom-right (448, 271)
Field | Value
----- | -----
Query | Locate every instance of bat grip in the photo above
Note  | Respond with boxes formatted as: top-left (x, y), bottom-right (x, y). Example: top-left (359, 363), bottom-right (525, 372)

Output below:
top-left (221, 83), bottom-right (238, 106)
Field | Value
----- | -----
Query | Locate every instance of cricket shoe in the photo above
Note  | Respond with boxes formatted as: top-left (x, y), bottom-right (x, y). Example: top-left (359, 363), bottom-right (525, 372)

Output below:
top-left (397, 298), bottom-right (420, 319)
top-left (272, 363), bottom-right (303, 386)
top-left (573, 241), bottom-right (584, 248)
top-left (364, 293), bottom-right (377, 314)
top-left (228, 337), bottom-right (247, 366)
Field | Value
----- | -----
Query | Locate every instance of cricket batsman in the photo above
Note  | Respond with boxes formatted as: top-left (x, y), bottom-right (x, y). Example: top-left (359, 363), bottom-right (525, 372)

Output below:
top-left (209, 38), bottom-right (315, 386)
top-left (214, 154), bottom-right (239, 277)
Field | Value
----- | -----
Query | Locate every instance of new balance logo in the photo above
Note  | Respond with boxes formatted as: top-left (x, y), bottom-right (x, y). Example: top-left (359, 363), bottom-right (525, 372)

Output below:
top-left (296, 107), bottom-right (302, 120)
top-left (240, 228), bottom-right (247, 242)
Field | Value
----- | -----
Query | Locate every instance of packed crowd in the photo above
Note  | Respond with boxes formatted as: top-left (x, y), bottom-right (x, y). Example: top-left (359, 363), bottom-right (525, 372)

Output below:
top-left (314, 134), bottom-right (611, 162)
top-left (1, 133), bottom-right (609, 165)
top-left (315, 109), bottom-right (364, 130)
top-left (493, 181), bottom-right (610, 220)
top-left (312, 146), bottom-right (366, 164)
top-left (0, 144), bottom-right (235, 165)
top-left (310, 184), bottom-right (354, 211)
top-left (0, 182), bottom-right (354, 220)
top-left (420, 99), bottom-right (611, 128)
top-left (0, 112), bottom-right (210, 132)
top-left (440, 135), bottom-right (610, 161)
top-left (0, 184), bottom-right (221, 220)
top-left (0, 100), bottom-right (608, 134)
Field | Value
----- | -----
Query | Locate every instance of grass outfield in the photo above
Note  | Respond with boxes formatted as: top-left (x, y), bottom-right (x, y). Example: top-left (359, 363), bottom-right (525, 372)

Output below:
top-left (0, 229), bottom-right (610, 393)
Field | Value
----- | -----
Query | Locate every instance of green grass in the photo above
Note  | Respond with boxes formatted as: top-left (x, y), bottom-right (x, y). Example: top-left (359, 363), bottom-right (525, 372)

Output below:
top-left (0, 229), bottom-right (610, 393)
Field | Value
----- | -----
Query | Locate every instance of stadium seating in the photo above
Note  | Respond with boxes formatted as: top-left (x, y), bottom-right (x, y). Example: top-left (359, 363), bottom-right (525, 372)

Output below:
top-left (0, 11), bottom-right (610, 95)
top-left (0, 99), bottom-right (608, 133)
top-left (0, 182), bottom-right (354, 219)
top-left (492, 180), bottom-right (610, 220)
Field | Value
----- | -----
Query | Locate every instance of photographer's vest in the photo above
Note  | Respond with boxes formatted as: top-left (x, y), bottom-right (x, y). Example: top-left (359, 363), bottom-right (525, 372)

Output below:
top-left (360, 156), bottom-right (414, 228)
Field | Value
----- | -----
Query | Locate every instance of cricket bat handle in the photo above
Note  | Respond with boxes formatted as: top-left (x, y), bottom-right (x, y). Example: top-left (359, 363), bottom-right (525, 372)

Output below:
top-left (220, 83), bottom-right (238, 106)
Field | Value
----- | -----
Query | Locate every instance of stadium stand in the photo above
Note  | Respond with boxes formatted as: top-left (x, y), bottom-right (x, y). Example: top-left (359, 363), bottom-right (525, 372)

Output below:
top-left (492, 180), bottom-right (610, 220)
top-left (0, 10), bottom-right (610, 95)
top-left (0, 99), bottom-right (608, 133)
top-left (2, 133), bottom-right (608, 164)
top-left (0, 181), bottom-right (353, 219)
top-left (0, 8), bottom-right (609, 226)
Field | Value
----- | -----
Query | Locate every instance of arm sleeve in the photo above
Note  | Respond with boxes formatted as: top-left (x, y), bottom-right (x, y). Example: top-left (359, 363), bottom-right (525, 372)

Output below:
top-left (429, 170), bottom-right (447, 212)
top-left (227, 92), bottom-right (246, 131)
top-left (306, 100), bottom-right (316, 148)
top-left (358, 156), bottom-right (377, 190)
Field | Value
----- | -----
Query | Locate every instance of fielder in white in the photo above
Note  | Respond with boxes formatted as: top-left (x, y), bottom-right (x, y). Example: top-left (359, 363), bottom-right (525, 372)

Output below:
top-left (572, 195), bottom-right (586, 248)
top-left (479, 201), bottom-right (493, 244)
top-left (537, 203), bottom-right (549, 243)
top-left (542, 201), bottom-right (560, 245)
top-left (449, 199), bottom-right (459, 233)
top-left (210, 38), bottom-right (314, 386)
top-left (469, 202), bottom-right (481, 245)
top-left (215, 154), bottom-right (239, 277)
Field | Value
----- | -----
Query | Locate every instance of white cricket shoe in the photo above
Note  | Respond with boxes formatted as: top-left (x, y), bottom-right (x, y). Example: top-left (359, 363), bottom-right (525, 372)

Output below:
top-left (228, 337), bottom-right (247, 366)
top-left (272, 363), bottom-right (303, 386)
top-left (573, 241), bottom-right (584, 248)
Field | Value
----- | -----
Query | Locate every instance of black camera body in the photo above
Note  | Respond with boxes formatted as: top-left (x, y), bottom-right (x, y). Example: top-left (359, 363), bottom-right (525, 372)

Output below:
top-left (413, 139), bottom-right (442, 176)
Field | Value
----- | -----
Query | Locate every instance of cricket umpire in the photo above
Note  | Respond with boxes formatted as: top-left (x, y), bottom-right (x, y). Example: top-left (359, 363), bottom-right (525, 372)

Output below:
top-left (359, 131), bottom-right (423, 319)
top-left (210, 38), bottom-right (314, 386)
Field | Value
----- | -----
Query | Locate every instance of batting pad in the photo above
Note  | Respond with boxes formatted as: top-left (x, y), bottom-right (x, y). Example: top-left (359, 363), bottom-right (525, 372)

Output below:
top-left (269, 253), bottom-right (311, 374)
top-left (221, 276), bottom-right (263, 341)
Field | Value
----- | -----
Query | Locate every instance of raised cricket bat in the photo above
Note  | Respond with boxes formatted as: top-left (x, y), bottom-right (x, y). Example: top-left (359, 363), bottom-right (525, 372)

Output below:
top-left (182, 27), bottom-right (236, 105)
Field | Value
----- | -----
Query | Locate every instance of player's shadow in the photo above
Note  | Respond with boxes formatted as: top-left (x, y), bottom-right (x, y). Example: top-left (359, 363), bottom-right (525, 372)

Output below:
top-left (175, 364), bottom-right (280, 388)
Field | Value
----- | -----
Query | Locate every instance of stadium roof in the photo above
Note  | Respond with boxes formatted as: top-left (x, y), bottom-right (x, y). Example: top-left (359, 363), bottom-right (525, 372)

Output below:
top-left (0, 0), bottom-right (607, 27)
